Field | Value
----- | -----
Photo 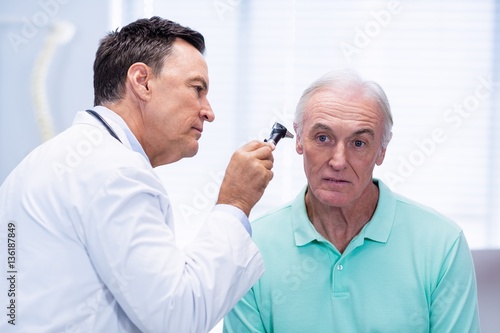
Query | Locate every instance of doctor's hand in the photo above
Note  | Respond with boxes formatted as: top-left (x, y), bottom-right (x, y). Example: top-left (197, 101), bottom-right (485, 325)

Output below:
top-left (217, 140), bottom-right (275, 217)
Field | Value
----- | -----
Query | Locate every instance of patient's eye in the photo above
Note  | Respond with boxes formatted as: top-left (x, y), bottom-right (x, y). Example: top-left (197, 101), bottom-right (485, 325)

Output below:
top-left (354, 140), bottom-right (365, 148)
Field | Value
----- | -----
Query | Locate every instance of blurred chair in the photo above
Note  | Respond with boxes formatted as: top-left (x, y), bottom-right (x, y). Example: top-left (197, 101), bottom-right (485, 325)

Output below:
top-left (471, 249), bottom-right (500, 333)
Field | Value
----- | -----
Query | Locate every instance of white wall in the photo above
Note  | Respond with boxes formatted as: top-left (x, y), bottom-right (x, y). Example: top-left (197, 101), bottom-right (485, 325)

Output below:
top-left (0, 0), bottom-right (108, 182)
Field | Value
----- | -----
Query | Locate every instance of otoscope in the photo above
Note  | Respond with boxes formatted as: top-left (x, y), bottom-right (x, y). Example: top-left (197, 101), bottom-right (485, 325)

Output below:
top-left (264, 122), bottom-right (294, 146)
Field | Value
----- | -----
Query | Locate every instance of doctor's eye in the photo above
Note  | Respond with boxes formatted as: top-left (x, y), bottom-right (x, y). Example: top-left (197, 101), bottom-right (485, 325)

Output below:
top-left (192, 85), bottom-right (205, 96)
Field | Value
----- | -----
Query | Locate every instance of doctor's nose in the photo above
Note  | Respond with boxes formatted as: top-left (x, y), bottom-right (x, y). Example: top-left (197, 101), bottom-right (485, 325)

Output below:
top-left (201, 98), bottom-right (215, 123)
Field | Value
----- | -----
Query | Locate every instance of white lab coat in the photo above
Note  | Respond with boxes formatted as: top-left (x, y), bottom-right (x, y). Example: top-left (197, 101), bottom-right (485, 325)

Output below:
top-left (0, 107), bottom-right (264, 332)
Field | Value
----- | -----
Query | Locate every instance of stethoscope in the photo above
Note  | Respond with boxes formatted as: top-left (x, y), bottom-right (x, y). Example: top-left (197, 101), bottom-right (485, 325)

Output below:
top-left (86, 109), bottom-right (122, 143)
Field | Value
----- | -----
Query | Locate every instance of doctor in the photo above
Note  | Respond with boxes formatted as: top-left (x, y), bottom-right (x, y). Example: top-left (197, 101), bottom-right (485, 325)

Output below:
top-left (0, 17), bottom-right (274, 332)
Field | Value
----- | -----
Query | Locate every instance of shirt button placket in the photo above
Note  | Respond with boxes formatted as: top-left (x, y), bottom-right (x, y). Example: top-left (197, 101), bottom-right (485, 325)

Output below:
top-left (332, 261), bottom-right (346, 297)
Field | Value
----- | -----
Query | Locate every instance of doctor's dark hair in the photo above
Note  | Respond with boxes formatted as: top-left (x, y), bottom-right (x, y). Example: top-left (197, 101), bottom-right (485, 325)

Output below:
top-left (93, 16), bottom-right (205, 106)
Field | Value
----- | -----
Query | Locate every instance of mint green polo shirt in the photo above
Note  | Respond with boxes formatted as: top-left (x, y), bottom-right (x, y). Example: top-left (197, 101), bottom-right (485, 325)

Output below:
top-left (224, 180), bottom-right (480, 333)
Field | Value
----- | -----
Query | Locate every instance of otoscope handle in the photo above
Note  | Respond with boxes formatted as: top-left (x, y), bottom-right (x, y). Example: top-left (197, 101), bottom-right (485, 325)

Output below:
top-left (265, 132), bottom-right (284, 145)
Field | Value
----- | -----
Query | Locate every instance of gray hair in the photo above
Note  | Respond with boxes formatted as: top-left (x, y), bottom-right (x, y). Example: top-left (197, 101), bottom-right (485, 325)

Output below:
top-left (294, 69), bottom-right (393, 148)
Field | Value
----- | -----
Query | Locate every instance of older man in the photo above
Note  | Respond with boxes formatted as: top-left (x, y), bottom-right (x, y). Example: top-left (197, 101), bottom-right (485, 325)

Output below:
top-left (224, 70), bottom-right (480, 332)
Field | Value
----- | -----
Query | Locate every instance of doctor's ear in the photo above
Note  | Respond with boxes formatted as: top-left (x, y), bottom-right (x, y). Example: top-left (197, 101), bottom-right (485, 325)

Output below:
top-left (127, 62), bottom-right (153, 100)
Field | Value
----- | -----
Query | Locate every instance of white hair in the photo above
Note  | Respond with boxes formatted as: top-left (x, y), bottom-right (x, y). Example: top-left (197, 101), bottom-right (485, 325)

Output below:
top-left (294, 69), bottom-right (393, 148)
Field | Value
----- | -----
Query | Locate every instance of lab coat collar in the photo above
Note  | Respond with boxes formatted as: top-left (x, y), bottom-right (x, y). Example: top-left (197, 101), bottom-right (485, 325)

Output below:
top-left (73, 106), bottom-right (150, 163)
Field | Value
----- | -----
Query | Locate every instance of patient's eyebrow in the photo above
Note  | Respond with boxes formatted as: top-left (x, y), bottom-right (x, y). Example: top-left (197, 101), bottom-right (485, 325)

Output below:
top-left (310, 123), bottom-right (333, 132)
top-left (310, 124), bottom-right (375, 138)
top-left (352, 128), bottom-right (375, 137)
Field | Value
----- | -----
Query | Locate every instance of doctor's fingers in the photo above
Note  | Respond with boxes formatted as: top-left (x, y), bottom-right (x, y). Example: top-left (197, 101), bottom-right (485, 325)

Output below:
top-left (244, 141), bottom-right (275, 166)
top-left (231, 143), bottom-right (272, 166)
top-left (240, 148), bottom-right (274, 173)
top-left (256, 156), bottom-right (274, 171)
top-left (253, 145), bottom-right (275, 164)
top-left (240, 140), bottom-right (275, 156)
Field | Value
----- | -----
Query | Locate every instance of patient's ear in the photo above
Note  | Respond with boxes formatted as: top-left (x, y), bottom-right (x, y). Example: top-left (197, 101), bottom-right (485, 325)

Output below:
top-left (294, 123), bottom-right (304, 155)
top-left (376, 132), bottom-right (392, 166)
top-left (376, 147), bottom-right (386, 166)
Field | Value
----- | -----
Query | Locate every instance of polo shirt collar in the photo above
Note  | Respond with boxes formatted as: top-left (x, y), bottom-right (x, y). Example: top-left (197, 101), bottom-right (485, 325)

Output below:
top-left (291, 186), bottom-right (318, 246)
top-left (291, 179), bottom-right (396, 247)
top-left (363, 179), bottom-right (396, 243)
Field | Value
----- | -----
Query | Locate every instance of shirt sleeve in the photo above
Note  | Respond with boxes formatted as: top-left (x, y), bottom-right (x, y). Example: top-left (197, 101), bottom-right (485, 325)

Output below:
top-left (81, 167), bottom-right (264, 333)
top-left (223, 286), bottom-right (267, 333)
top-left (429, 231), bottom-right (480, 332)
top-left (213, 204), bottom-right (252, 235)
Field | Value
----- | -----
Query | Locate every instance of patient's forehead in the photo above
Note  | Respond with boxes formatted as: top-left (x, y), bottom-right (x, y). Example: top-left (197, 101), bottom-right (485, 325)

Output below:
top-left (305, 87), bottom-right (382, 122)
